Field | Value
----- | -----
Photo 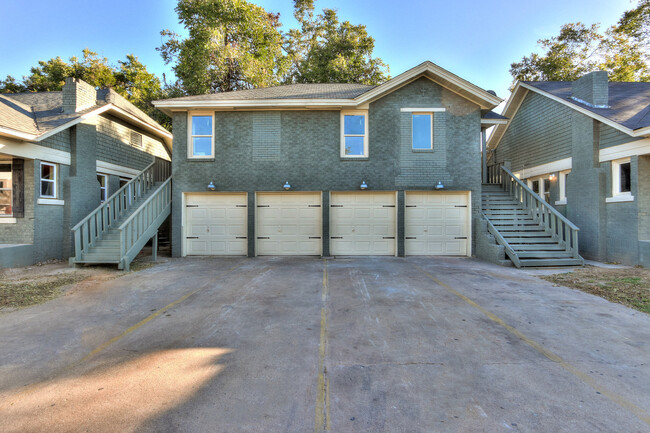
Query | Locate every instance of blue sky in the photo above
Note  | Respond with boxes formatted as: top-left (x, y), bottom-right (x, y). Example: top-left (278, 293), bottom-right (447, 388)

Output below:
top-left (0, 0), bottom-right (637, 101)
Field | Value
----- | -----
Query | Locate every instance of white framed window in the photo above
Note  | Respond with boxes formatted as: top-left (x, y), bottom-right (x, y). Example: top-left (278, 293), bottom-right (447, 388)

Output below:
top-left (412, 113), bottom-right (433, 150)
top-left (0, 161), bottom-right (12, 217)
top-left (188, 112), bottom-right (214, 158)
top-left (527, 175), bottom-right (551, 203)
top-left (340, 110), bottom-right (368, 158)
top-left (556, 170), bottom-right (570, 205)
top-left (40, 162), bottom-right (57, 198)
top-left (607, 158), bottom-right (634, 203)
top-left (98, 174), bottom-right (108, 202)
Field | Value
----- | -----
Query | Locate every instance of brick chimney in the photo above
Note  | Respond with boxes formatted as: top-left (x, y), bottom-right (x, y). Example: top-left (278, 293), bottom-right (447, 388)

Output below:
top-left (62, 77), bottom-right (97, 113)
top-left (571, 71), bottom-right (609, 108)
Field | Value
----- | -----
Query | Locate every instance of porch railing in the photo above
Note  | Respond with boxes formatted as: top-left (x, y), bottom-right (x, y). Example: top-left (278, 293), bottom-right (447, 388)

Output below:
top-left (71, 158), bottom-right (171, 262)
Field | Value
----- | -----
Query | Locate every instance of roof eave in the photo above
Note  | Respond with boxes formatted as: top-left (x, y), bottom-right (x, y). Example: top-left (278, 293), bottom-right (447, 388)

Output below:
top-left (0, 126), bottom-right (38, 141)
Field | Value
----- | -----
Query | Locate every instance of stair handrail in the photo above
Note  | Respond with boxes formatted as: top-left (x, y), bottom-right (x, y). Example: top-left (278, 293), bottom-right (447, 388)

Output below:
top-left (71, 158), bottom-right (171, 262)
top-left (118, 178), bottom-right (172, 271)
top-left (497, 165), bottom-right (580, 258)
top-left (481, 211), bottom-right (521, 268)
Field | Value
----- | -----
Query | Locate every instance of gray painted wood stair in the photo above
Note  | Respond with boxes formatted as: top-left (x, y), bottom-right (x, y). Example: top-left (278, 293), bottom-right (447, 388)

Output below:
top-left (482, 184), bottom-right (583, 267)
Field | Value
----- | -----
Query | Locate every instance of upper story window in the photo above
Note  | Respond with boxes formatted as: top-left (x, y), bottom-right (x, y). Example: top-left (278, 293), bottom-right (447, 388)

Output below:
top-left (98, 174), bottom-right (108, 202)
top-left (40, 162), bottom-right (57, 198)
top-left (188, 113), bottom-right (214, 158)
top-left (607, 157), bottom-right (634, 202)
top-left (0, 162), bottom-right (12, 216)
top-left (412, 113), bottom-right (433, 150)
top-left (340, 110), bottom-right (368, 158)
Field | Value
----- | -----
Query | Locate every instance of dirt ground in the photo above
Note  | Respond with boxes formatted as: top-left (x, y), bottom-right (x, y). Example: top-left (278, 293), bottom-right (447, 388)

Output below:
top-left (0, 248), bottom-right (165, 311)
top-left (541, 266), bottom-right (650, 314)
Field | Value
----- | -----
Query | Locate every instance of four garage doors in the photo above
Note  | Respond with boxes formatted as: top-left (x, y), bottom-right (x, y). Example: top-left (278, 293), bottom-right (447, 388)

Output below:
top-left (183, 191), bottom-right (470, 257)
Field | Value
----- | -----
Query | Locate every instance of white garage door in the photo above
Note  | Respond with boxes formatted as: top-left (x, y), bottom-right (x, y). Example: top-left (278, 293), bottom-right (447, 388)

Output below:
top-left (330, 192), bottom-right (396, 255)
top-left (256, 192), bottom-right (322, 255)
top-left (405, 191), bottom-right (470, 256)
top-left (184, 193), bottom-right (248, 256)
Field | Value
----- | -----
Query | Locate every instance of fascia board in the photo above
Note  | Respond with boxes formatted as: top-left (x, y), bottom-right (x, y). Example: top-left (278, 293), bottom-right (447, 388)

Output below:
top-left (486, 84), bottom-right (527, 150)
top-left (0, 126), bottom-right (38, 141)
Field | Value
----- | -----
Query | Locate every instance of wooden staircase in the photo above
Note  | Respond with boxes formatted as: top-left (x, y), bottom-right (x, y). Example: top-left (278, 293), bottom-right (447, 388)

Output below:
top-left (70, 159), bottom-right (171, 271)
top-left (483, 166), bottom-right (584, 268)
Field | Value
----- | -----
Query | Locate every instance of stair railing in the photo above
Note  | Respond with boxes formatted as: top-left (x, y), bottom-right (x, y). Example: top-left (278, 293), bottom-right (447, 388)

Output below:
top-left (482, 211), bottom-right (521, 267)
top-left (496, 165), bottom-right (580, 258)
top-left (486, 164), bottom-right (503, 184)
top-left (118, 178), bottom-right (172, 271)
top-left (71, 158), bottom-right (171, 262)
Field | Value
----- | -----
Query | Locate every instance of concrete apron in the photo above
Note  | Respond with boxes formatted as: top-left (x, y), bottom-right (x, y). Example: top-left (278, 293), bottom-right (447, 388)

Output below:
top-left (0, 257), bottom-right (649, 432)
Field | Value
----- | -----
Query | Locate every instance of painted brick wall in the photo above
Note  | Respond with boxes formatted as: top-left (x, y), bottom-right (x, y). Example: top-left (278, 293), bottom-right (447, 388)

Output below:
top-left (606, 156), bottom-right (640, 264)
top-left (33, 162), bottom-right (68, 262)
top-left (40, 129), bottom-right (71, 153)
top-left (494, 92), bottom-right (573, 171)
top-left (0, 159), bottom-right (35, 244)
top-left (170, 77), bottom-right (482, 258)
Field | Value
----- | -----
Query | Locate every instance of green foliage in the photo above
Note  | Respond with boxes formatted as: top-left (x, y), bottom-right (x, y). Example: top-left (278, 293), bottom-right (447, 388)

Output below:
top-left (510, 1), bottom-right (650, 84)
top-left (159, 0), bottom-right (287, 94)
top-left (0, 49), bottom-right (170, 129)
top-left (284, 0), bottom-right (389, 85)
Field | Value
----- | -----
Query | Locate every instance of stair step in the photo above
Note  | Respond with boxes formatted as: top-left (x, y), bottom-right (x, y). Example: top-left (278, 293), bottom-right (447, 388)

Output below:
top-left (519, 258), bottom-right (583, 267)
top-left (81, 253), bottom-right (121, 261)
top-left (504, 237), bottom-right (556, 243)
top-left (512, 244), bottom-right (566, 251)
top-left (516, 251), bottom-right (574, 258)
top-left (495, 226), bottom-right (546, 231)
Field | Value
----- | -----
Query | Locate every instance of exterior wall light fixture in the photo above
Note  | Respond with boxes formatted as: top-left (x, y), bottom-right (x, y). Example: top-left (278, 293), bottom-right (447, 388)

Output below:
top-left (283, 181), bottom-right (291, 190)
top-left (360, 181), bottom-right (368, 190)
top-left (207, 181), bottom-right (216, 191)
top-left (435, 181), bottom-right (444, 190)
top-left (549, 173), bottom-right (557, 181)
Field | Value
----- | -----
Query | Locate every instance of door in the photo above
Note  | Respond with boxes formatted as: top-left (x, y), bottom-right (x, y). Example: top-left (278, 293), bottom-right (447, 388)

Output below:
top-left (256, 192), bottom-right (322, 255)
top-left (184, 193), bottom-right (248, 256)
top-left (405, 191), bottom-right (470, 255)
top-left (330, 191), bottom-right (397, 255)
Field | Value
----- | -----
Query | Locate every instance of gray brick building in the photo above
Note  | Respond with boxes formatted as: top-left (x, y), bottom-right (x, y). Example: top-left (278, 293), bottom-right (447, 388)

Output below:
top-left (488, 72), bottom-right (650, 267)
top-left (0, 78), bottom-right (171, 267)
top-left (154, 61), bottom-right (503, 260)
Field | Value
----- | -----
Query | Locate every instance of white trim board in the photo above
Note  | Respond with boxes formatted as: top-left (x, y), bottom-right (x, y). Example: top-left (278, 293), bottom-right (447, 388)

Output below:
top-left (599, 138), bottom-right (650, 162)
top-left (400, 107), bottom-right (446, 112)
top-left (513, 158), bottom-right (572, 179)
top-left (96, 160), bottom-right (141, 178)
top-left (0, 137), bottom-right (71, 165)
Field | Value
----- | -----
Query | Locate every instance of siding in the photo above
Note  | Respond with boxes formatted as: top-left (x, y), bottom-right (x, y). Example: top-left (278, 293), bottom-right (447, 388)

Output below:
top-left (599, 123), bottom-right (640, 149)
top-left (494, 92), bottom-right (572, 171)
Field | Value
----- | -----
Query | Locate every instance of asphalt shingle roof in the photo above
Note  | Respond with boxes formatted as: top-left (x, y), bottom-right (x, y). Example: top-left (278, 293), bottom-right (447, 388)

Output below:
top-left (525, 81), bottom-right (650, 131)
top-left (164, 83), bottom-right (377, 102)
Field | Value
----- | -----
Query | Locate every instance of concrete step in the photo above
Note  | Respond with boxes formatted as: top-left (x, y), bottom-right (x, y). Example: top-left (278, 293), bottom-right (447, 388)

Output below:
top-left (80, 252), bottom-right (121, 262)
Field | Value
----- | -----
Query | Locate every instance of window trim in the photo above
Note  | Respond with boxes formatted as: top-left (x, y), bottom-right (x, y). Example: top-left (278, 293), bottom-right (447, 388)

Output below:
top-left (98, 173), bottom-right (108, 202)
top-left (607, 157), bottom-right (634, 202)
top-left (40, 162), bottom-right (57, 199)
top-left (411, 112), bottom-right (433, 151)
top-left (187, 112), bottom-right (215, 159)
top-left (555, 170), bottom-right (570, 205)
top-left (340, 110), bottom-right (369, 158)
top-left (0, 159), bottom-right (12, 217)
top-left (526, 174), bottom-right (551, 202)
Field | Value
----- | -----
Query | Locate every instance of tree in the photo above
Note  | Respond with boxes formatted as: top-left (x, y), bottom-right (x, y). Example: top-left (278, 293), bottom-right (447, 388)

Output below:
top-left (510, 1), bottom-right (650, 83)
top-left (159, 0), bottom-right (287, 94)
top-left (0, 49), bottom-right (169, 128)
top-left (284, 0), bottom-right (389, 85)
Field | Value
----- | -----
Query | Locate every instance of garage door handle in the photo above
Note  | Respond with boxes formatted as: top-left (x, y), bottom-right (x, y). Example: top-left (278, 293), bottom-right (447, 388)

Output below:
top-left (331, 205), bottom-right (343, 207)
top-left (382, 236), bottom-right (395, 239)
top-left (186, 236), bottom-right (199, 239)
top-left (406, 236), bottom-right (416, 239)
top-left (405, 205), bottom-right (416, 208)
top-left (308, 205), bottom-right (321, 207)
top-left (454, 205), bottom-right (467, 208)
top-left (186, 205), bottom-right (199, 208)
top-left (236, 236), bottom-right (247, 239)
top-left (257, 205), bottom-right (270, 208)
top-left (309, 236), bottom-right (321, 239)
top-left (455, 236), bottom-right (467, 239)
top-left (257, 236), bottom-right (270, 239)
top-left (331, 236), bottom-right (343, 239)
top-left (382, 205), bottom-right (395, 207)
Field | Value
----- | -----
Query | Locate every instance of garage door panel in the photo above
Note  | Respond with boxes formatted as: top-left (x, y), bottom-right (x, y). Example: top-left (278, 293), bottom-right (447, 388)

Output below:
top-left (185, 193), bottom-right (248, 256)
top-left (405, 192), bottom-right (470, 256)
top-left (330, 192), bottom-right (396, 255)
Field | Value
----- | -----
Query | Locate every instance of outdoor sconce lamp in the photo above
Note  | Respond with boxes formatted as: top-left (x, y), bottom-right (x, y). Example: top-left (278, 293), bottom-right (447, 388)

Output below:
top-left (435, 181), bottom-right (444, 190)
top-left (283, 181), bottom-right (291, 190)
top-left (207, 181), bottom-right (216, 191)
top-left (360, 181), bottom-right (368, 190)
top-left (549, 173), bottom-right (557, 181)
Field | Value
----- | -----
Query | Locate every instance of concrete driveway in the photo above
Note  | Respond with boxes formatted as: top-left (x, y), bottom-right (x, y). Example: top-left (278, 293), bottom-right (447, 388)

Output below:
top-left (1, 257), bottom-right (649, 432)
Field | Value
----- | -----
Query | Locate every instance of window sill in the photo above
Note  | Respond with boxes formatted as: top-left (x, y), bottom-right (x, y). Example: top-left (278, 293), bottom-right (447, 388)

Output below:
top-left (0, 218), bottom-right (17, 224)
top-left (606, 195), bottom-right (634, 203)
top-left (187, 157), bottom-right (215, 161)
top-left (412, 148), bottom-right (434, 153)
top-left (340, 157), bottom-right (369, 161)
top-left (554, 199), bottom-right (567, 205)
top-left (37, 198), bottom-right (65, 206)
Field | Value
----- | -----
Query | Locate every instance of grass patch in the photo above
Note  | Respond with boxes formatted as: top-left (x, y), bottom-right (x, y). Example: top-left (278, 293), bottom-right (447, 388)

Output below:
top-left (0, 273), bottom-right (88, 309)
top-left (541, 267), bottom-right (650, 314)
